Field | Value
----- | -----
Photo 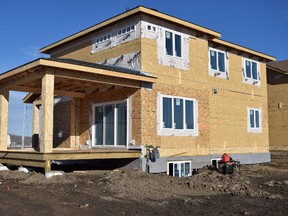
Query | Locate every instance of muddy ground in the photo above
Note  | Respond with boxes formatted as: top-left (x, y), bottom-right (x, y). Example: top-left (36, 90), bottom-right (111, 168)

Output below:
top-left (0, 152), bottom-right (288, 216)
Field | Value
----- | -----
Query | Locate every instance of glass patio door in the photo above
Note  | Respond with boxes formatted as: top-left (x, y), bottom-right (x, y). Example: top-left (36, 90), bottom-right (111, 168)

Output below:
top-left (93, 101), bottom-right (127, 147)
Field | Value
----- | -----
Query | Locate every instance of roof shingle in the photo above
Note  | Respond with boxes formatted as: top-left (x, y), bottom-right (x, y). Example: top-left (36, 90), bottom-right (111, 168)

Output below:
top-left (267, 60), bottom-right (288, 73)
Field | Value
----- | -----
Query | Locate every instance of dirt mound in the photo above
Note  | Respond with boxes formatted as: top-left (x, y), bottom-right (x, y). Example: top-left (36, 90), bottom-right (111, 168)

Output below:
top-left (97, 165), bottom-right (269, 201)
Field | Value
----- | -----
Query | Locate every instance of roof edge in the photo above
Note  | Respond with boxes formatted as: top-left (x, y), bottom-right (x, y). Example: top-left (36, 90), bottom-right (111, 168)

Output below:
top-left (212, 38), bottom-right (276, 61)
top-left (267, 65), bottom-right (288, 74)
top-left (40, 6), bottom-right (220, 54)
top-left (0, 58), bottom-right (157, 83)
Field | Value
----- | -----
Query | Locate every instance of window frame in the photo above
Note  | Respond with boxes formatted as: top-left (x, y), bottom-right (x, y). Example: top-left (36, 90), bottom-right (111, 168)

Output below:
top-left (91, 99), bottom-right (130, 147)
top-left (243, 58), bottom-right (260, 85)
top-left (247, 107), bottom-right (262, 133)
top-left (117, 25), bottom-right (136, 37)
top-left (167, 161), bottom-right (192, 177)
top-left (164, 30), bottom-right (183, 58)
top-left (157, 93), bottom-right (198, 136)
top-left (208, 47), bottom-right (227, 76)
top-left (94, 33), bottom-right (112, 45)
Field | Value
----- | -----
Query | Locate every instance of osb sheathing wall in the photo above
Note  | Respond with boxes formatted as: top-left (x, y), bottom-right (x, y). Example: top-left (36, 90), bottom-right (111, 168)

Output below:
top-left (140, 35), bottom-right (210, 157)
top-left (140, 33), bottom-right (269, 157)
top-left (208, 53), bottom-right (269, 155)
top-left (267, 70), bottom-right (288, 151)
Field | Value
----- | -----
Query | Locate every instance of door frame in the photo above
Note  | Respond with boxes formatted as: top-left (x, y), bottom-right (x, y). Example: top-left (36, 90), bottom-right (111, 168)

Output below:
top-left (91, 98), bottom-right (131, 148)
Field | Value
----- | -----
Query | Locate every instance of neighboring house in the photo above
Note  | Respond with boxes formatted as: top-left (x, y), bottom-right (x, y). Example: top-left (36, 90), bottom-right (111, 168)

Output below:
top-left (267, 60), bottom-right (288, 151)
top-left (0, 6), bottom-right (275, 175)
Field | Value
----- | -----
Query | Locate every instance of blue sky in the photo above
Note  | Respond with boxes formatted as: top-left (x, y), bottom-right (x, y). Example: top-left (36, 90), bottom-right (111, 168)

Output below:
top-left (0, 0), bottom-right (287, 135)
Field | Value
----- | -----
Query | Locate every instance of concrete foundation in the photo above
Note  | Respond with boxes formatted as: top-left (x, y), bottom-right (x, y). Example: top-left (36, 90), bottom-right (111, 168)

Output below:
top-left (143, 152), bottom-right (271, 173)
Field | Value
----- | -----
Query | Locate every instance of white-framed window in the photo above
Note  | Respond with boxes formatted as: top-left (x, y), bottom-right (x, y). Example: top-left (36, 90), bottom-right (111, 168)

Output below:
top-left (92, 100), bottom-right (129, 147)
top-left (95, 34), bottom-right (111, 45)
top-left (165, 31), bottom-right (182, 58)
top-left (247, 108), bottom-right (262, 133)
top-left (209, 48), bottom-right (228, 78)
top-left (243, 58), bottom-right (260, 85)
top-left (117, 25), bottom-right (135, 36)
top-left (157, 93), bottom-right (198, 136)
top-left (147, 24), bottom-right (157, 32)
top-left (167, 161), bottom-right (191, 177)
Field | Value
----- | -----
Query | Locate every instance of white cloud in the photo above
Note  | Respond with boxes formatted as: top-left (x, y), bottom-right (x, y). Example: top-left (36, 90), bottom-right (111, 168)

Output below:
top-left (22, 46), bottom-right (48, 61)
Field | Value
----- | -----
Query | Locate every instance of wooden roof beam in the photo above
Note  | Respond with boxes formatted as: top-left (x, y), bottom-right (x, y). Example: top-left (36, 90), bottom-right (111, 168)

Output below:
top-left (11, 86), bottom-right (85, 98)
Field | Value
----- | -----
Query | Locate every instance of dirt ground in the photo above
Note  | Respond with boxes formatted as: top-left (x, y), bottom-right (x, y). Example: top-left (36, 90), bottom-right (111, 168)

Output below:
top-left (1, 152), bottom-right (288, 216)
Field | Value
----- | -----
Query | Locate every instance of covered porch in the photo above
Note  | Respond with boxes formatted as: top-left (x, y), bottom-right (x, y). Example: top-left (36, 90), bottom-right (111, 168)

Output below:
top-left (0, 58), bottom-right (156, 172)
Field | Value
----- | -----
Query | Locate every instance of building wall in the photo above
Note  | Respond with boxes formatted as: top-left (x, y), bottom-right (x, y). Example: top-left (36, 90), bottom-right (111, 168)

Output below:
top-left (140, 29), bottom-right (269, 158)
top-left (208, 51), bottom-right (269, 155)
top-left (140, 35), bottom-right (210, 157)
top-left (267, 70), bottom-right (288, 150)
top-left (48, 14), bottom-right (270, 168)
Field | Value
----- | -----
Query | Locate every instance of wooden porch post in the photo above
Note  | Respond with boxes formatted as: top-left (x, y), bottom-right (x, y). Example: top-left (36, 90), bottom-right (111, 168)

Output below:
top-left (70, 98), bottom-right (80, 148)
top-left (40, 72), bottom-right (54, 153)
top-left (0, 88), bottom-right (9, 151)
top-left (32, 102), bottom-right (39, 150)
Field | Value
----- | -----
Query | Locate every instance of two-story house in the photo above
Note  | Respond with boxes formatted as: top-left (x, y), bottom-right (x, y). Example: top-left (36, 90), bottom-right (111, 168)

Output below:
top-left (0, 6), bottom-right (275, 175)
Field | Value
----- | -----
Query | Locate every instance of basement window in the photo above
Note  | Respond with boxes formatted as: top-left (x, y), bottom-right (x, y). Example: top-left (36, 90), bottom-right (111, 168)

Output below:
top-left (247, 108), bottom-right (262, 133)
top-left (167, 161), bottom-right (191, 177)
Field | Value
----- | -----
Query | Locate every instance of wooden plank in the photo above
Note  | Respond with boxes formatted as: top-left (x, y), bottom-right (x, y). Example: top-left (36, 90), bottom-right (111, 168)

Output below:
top-left (0, 59), bottom-right (41, 80)
top-left (0, 158), bottom-right (45, 168)
top-left (43, 151), bottom-right (141, 160)
top-left (44, 160), bottom-right (51, 173)
top-left (70, 98), bottom-right (80, 148)
top-left (0, 152), bottom-right (44, 160)
top-left (11, 86), bottom-right (85, 98)
top-left (0, 88), bottom-right (9, 151)
top-left (54, 68), bottom-right (142, 89)
top-left (32, 104), bottom-right (40, 149)
top-left (1, 71), bottom-right (43, 88)
top-left (40, 72), bottom-right (54, 153)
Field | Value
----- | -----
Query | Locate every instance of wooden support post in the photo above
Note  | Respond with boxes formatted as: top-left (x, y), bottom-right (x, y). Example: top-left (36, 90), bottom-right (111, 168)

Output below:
top-left (40, 72), bottom-right (54, 153)
top-left (70, 98), bottom-right (80, 148)
top-left (44, 160), bottom-right (51, 173)
top-left (32, 103), bottom-right (40, 150)
top-left (0, 88), bottom-right (9, 151)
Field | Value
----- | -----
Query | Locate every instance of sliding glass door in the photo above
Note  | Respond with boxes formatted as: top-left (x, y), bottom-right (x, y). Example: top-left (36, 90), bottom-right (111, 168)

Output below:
top-left (93, 101), bottom-right (127, 147)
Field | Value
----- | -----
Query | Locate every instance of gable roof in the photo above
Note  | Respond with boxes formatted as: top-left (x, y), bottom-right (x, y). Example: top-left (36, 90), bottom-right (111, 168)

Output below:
top-left (40, 6), bottom-right (221, 54)
top-left (267, 60), bottom-right (288, 74)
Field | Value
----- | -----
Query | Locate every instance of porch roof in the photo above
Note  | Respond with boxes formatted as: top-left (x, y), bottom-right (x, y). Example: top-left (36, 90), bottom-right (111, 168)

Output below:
top-left (0, 58), bottom-right (156, 98)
